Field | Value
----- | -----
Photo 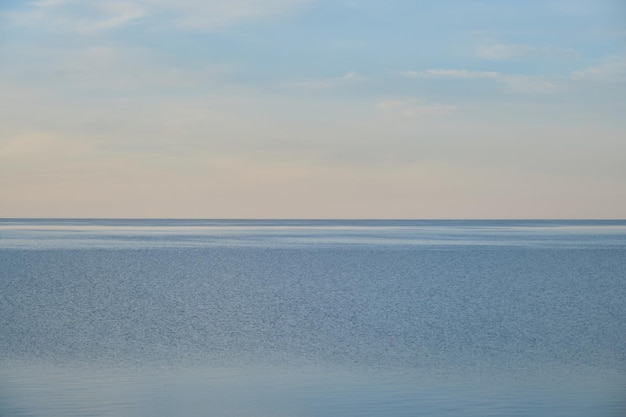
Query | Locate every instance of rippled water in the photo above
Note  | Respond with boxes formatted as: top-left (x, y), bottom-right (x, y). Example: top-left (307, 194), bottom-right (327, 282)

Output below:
top-left (1, 220), bottom-right (625, 416)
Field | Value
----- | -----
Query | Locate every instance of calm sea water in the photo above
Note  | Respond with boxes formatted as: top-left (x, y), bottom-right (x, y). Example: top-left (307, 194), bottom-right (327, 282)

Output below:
top-left (1, 219), bottom-right (625, 416)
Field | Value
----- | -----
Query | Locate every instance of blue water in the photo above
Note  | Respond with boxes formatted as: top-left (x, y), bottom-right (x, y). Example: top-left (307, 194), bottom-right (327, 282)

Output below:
top-left (1, 220), bottom-right (625, 416)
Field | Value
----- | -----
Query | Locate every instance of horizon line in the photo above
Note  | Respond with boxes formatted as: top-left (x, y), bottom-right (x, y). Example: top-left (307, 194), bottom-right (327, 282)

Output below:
top-left (1, 218), bottom-right (625, 221)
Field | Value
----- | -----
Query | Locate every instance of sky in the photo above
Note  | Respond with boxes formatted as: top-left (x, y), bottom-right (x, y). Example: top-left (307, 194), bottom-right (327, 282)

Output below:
top-left (1, 0), bottom-right (625, 219)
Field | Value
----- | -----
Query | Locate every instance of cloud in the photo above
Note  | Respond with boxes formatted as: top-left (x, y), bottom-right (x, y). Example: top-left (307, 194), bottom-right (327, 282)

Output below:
top-left (476, 43), bottom-right (578, 61)
top-left (5, 0), bottom-right (311, 34)
top-left (82, 2), bottom-right (145, 33)
top-left (497, 75), bottom-right (559, 94)
top-left (0, 41), bottom-right (234, 97)
top-left (285, 71), bottom-right (367, 89)
top-left (401, 69), bottom-right (500, 79)
top-left (401, 69), bottom-right (559, 94)
top-left (402, 55), bottom-right (626, 95)
top-left (6, 0), bottom-right (145, 34)
top-left (570, 57), bottom-right (626, 82)
top-left (148, 0), bottom-right (313, 30)
top-left (32, 0), bottom-right (69, 6)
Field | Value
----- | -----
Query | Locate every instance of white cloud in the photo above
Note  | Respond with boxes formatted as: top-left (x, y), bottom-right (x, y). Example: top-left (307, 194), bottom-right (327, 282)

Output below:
top-left (401, 69), bottom-right (500, 79)
top-left (402, 69), bottom-right (560, 94)
top-left (286, 71), bottom-right (367, 89)
top-left (147, 0), bottom-right (313, 30)
top-left (32, 0), bottom-right (70, 6)
top-left (403, 56), bottom-right (626, 95)
top-left (570, 57), bottom-right (626, 82)
top-left (6, 0), bottom-right (311, 33)
top-left (80, 2), bottom-right (145, 34)
top-left (497, 76), bottom-right (560, 94)
top-left (0, 41), bottom-right (234, 96)
top-left (4, 0), bottom-right (145, 34)
top-left (476, 43), bottom-right (578, 60)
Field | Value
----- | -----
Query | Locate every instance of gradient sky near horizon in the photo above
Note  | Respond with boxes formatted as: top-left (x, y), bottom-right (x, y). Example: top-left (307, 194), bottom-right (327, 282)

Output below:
top-left (1, 0), bottom-right (625, 218)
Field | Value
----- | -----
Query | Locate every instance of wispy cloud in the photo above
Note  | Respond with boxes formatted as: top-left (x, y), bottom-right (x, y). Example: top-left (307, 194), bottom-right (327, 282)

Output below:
top-left (286, 71), bottom-right (366, 89)
top-left (401, 69), bottom-right (559, 94)
top-left (82, 2), bottom-right (145, 34)
top-left (32, 0), bottom-right (69, 6)
top-left (6, 0), bottom-right (145, 34)
top-left (570, 56), bottom-right (626, 82)
top-left (5, 0), bottom-right (312, 34)
top-left (0, 41), bottom-right (236, 97)
top-left (151, 0), bottom-right (313, 30)
top-left (403, 55), bottom-right (626, 95)
top-left (497, 75), bottom-right (560, 94)
top-left (401, 69), bottom-right (500, 79)
top-left (476, 43), bottom-right (578, 60)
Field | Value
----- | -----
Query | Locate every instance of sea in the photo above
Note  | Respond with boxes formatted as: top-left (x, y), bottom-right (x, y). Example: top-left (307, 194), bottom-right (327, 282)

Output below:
top-left (0, 219), bottom-right (625, 417)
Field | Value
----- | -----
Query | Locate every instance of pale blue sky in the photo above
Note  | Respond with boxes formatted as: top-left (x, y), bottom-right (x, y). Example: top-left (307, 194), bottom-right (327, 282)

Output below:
top-left (1, 0), bottom-right (625, 218)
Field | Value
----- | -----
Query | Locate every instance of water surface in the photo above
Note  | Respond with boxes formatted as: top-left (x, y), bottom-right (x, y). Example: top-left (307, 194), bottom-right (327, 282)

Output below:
top-left (1, 220), bottom-right (625, 416)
